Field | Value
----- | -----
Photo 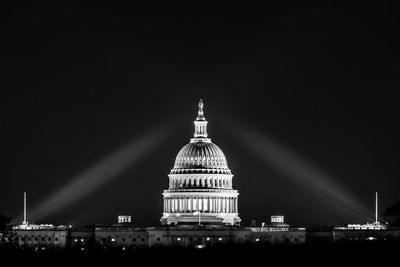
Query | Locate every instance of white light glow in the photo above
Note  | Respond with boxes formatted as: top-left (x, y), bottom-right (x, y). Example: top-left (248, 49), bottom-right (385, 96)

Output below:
top-left (25, 127), bottom-right (173, 222)
top-left (230, 121), bottom-right (374, 221)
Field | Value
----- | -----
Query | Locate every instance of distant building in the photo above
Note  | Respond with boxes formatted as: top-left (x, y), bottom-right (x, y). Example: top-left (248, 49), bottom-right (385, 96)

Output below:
top-left (251, 216), bottom-right (306, 244)
top-left (94, 225), bottom-right (148, 250)
top-left (147, 225), bottom-right (250, 248)
top-left (334, 192), bottom-right (388, 231)
top-left (118, 215), bottom-right (131, 224)
top-left (13, 225), bottom-right (69, 250)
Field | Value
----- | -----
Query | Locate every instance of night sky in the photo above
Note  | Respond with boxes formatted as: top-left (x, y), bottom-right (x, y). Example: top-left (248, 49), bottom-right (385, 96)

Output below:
top-left (2, 4), bottom-right (400, 227)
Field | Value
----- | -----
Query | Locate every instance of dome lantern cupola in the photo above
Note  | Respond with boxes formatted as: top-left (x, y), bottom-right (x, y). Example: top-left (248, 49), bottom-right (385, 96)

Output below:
top-left (191, 99), bottom-right (210, 143)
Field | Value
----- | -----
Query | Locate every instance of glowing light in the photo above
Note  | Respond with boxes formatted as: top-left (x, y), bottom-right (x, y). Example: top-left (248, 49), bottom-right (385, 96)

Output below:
top-left (111, 238), bottom-right (115, 242)
top-left (177, 237), bottom-right (181, 241)
top-left (230, 121), bottom-right (373, 221)
top-left (218, 237), bottom-right (223, 241)
top-left (256, 238), bottom-right (260, 242)
top-left (25, 127), bottom-right (173, 222)
top-left (206, 237), bottom-right (210, 241)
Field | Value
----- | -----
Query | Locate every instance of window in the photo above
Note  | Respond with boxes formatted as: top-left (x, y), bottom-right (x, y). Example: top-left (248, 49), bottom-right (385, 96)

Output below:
top-left (122, 238), bottom-right (126, 242)
top-left (48, 238), bottom-right (52, 241)
top-left (55, 238), bottom-right (59, 241)
top-left (157, 238), bottom-right (160, 242)
top-left (133, 238), bottom-right (137, 242)
top-left (141, 238), bottom-right (145, 242)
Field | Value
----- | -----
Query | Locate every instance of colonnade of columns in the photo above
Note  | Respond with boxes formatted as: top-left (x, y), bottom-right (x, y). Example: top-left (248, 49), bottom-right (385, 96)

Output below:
top-left (169, 177), bottom-right (232, 189)
top-left (163, 196), bottom-right (238, 213)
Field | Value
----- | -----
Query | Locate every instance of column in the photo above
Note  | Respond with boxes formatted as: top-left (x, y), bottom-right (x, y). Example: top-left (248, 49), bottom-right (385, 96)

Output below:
top-left (235, 198), bottom-right (238, 213)
top-left (213, 198), bottom-right (216, 212)
top-left (224, 198), bottom-right (227, 212)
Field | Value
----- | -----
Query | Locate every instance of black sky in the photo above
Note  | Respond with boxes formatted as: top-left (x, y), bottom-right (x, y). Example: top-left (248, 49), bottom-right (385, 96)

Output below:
top-left (1, 4), bottom-right (400, 227)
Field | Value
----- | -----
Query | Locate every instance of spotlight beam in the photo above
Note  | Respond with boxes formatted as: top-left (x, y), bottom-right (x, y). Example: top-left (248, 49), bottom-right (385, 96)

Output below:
top-left (229, 121), bottom-right (374, 222)
top-left (25, 127), bottom-right (173, 223)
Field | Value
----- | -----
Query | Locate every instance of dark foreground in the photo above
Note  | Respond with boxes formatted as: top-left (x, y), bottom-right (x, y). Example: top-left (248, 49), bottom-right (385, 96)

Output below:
top-left (1, 241), bottom-right (398, 266)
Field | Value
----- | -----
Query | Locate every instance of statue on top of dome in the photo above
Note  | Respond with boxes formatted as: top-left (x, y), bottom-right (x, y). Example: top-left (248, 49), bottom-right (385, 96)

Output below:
top-left (198, 99), bottom-right (204, 111)
top-left (197, 99), bottom-right (205, 120)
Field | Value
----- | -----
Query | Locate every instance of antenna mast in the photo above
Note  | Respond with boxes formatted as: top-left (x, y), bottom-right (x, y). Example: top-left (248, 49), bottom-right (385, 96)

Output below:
top-left (375, 192), bottom-right (378, 224)
top-left (23, 192), bottom-right (27, 225)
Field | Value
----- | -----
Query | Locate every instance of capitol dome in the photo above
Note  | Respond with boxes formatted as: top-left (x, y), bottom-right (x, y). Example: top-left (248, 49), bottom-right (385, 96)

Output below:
top-left (160, 99), bottom-right (241, 226)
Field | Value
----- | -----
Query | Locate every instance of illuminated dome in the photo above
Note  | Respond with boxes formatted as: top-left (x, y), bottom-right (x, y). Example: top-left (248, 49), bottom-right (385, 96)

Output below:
top-left (173, 142), bottom-right (229, 170)
top-left (161, 99), bottom-right (241, 226)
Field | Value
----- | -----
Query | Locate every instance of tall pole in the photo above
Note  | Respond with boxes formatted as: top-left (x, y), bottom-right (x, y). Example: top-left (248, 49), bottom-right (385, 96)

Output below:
top-left (375, 192), bottom-right (378, 224)
top-left (23, 192), bottom-right (27, 225)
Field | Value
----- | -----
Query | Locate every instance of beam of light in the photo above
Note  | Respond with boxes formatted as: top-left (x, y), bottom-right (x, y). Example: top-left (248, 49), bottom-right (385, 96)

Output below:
top-left (17, 126), bottom-right (173, 224)
top-left (228, 120), bottom-right (374, 222)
